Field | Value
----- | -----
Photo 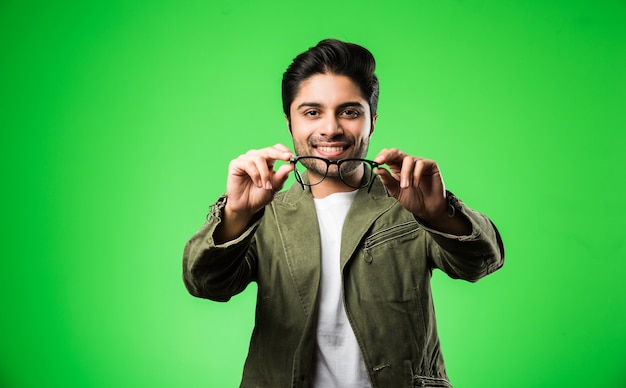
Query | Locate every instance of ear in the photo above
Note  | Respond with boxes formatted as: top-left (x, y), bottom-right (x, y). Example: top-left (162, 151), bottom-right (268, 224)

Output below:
top-left (370, 113), bottom-right (378, 136)
top-left (285, 114), bottom-right (292, 134)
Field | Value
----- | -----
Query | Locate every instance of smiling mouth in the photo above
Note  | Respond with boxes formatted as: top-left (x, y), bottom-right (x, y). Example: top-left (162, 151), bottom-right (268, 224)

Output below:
top-left (316, 146), bottom-right (345, 153)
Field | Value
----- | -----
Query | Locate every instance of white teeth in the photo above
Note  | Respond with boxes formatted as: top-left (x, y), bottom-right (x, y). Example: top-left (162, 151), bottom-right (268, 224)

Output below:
top-left (318, 146), bottom-right (344, 152)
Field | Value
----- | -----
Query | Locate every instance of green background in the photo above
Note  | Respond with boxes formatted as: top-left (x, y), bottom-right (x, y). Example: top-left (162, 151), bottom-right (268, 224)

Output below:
top-left (2, 0), bottom-right (625, 387)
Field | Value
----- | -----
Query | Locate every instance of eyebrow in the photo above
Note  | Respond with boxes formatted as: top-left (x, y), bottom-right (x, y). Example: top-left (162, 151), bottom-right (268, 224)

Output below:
top-left (296, 101), bottom-right (366, 111)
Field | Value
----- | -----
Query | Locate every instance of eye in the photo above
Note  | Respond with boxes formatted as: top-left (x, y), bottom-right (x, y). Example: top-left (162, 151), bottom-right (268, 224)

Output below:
top-left (340, 109), bottom-right (360, 118)
top-left (304, 110), bottom-right (320, 117)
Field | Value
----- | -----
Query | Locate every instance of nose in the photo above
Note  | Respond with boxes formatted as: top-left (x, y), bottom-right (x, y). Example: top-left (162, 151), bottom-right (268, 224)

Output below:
top-left (319, 115), bottom-right (343, 137)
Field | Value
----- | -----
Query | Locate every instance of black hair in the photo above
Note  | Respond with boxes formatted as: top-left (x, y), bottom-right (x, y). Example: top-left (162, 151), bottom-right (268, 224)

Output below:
top-left (282, 39), bottom-right (379, 120)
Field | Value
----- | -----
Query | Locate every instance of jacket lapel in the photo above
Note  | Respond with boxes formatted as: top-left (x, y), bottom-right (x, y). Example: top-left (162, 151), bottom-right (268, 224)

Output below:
top-left (271, 176), bottom-right (397, 316)
top-left (340, 178), bottom-right (397, 269)
top-left (272, 183), bottom-right (322, 318)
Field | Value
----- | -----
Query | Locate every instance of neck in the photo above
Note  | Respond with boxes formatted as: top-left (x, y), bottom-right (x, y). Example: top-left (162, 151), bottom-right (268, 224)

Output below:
top-left (310, 180), bottom-right (357, 198)
top-left (307, 166), bottom-right (364, 199)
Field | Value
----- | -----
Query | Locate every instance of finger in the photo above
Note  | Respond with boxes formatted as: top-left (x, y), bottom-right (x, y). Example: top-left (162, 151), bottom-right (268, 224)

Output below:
top-left (374, 148), bottom-right (405, 165)
top-left (272, 163), bottom-right (295, 192)
top-left (411, 158), bottom-right (426, 189)
top-left (232, 154), bottom-right (271, 189)
top-left (376, 167), bottom-right (400, 196)
top-left (270, 143), bottom-right (294, 158)
top-left (249, 144), bottom-right (294, 162)
top-left (400, 156), bottom-right (417, 189)
top-left (414, 158), bottom-right (442, 189)
top-left (249, 155), bottom-right (275, 190)
top-left (242, 147), bottom-right (291, 189)
top-left (229, 157), bottom-right (260, 189)
top-left (373, 148), bottom-right (390, 164)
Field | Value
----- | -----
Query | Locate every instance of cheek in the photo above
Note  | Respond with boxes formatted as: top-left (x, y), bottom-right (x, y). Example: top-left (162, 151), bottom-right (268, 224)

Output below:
top-left (346, 120), bottom-right (372, 138)
top-left (289, 118), bottom-right (314, 137)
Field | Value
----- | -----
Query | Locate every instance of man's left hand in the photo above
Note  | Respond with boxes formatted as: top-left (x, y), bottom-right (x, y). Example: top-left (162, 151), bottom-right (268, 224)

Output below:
top-left (374, 148), bottom-right (448, 223)
top-left (374, 148), bottom-right (471, 236)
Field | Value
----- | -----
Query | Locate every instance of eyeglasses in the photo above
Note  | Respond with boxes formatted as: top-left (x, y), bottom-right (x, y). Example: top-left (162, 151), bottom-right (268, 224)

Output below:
top-left (289, 155), bottom-right (380, 192)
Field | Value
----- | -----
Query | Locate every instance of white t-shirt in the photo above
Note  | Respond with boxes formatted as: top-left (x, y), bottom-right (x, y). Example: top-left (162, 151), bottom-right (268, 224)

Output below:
top-left (311, 191), bottom-right (371, 388)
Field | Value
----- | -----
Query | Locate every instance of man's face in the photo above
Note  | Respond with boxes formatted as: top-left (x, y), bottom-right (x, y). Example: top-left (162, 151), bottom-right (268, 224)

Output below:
top-left (288, 73), bottom-right (377, 179)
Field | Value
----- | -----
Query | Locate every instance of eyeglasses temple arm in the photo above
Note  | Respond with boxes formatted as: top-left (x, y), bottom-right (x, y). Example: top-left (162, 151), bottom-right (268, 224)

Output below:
top-left (289, 157), bottom-right (306, 190)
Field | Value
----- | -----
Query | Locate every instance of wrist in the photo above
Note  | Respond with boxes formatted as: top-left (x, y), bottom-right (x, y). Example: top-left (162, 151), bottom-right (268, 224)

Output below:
top-left (212, 195), bottom-right (256, 244)
top-left (223, 203), bottom-right (255, 229)
top-left (417, 191), bottom-right (471, 236)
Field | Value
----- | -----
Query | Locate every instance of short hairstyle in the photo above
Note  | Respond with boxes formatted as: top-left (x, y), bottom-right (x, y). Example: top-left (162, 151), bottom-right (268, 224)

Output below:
top-left (282, 39), bottom-right (379, 120)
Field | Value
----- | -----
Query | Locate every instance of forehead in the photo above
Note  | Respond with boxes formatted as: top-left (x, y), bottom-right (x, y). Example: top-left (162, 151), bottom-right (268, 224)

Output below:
top-left (292, 73), bottom-right (367, 105)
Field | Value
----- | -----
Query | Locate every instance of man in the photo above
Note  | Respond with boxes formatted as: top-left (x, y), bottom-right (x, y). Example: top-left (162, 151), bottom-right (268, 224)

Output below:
top-left (183, 39), bottom-right (504, 387)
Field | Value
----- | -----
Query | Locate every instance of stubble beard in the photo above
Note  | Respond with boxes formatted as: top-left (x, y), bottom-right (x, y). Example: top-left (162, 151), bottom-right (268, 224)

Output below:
top-left (292, 137), bottom-right (370, 180)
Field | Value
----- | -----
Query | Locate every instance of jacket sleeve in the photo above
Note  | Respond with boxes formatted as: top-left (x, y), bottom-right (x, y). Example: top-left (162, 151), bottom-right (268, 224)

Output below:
top-left (182, 195), bottom-right (262, 302)
top-left (421, 192), bottom-right (505, 282)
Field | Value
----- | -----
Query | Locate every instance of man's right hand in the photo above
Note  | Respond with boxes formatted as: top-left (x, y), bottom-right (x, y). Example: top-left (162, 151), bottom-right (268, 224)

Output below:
top-left (215, 144), bottom-right (294, 243)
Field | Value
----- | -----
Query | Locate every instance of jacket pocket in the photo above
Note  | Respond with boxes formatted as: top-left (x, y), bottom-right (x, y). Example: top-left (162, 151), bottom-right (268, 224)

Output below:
top-left (363, 221), bottom-right (420, 263)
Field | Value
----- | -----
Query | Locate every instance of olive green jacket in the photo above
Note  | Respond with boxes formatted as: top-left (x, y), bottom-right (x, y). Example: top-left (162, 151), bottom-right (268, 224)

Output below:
top-left (183, 178), bottom-right (504, 387)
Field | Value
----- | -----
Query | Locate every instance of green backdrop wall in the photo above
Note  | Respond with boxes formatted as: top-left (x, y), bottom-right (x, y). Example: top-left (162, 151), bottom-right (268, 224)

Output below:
top-left (2, 0), bottom-right (625, 387)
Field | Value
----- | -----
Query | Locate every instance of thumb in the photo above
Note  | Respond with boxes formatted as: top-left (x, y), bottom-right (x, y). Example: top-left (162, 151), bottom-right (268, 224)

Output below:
top-left (272, 163), bottom-right (295, 192)
top-left (376, 167), bottom-right (400, 196)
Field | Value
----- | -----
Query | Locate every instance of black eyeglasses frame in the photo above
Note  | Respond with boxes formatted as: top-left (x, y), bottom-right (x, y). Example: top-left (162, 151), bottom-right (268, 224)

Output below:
top-left (289, 155), bottom-right (380, 192)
